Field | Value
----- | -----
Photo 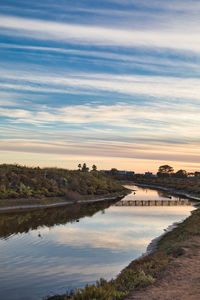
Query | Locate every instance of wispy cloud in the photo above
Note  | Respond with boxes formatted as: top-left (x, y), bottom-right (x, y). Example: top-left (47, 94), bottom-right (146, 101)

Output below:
top-left (0, 101), bottom-right (200, 141)
top-left (0, 1), bottom-right (200, 171)
top-left (1, 70), bottom-right (200, 101)
top-left (1, 138), bottom-right (200, 165)
top-left (109, 0), bottom-right (200, 12)
top-left (1, 14), bottom-right (200, 53)
top-left (1, 43), bottom-right (200, 76)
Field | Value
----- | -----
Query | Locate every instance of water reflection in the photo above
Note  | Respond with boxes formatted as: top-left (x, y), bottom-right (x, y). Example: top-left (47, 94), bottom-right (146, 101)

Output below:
top-left (0, 199), bottom-right (118, 239)
top-left (0, 186), bottom-right (195, 300)
top-left (124, 185), bottom-right (185, 201)
top-left (41, 206), bottom-right (193, 251)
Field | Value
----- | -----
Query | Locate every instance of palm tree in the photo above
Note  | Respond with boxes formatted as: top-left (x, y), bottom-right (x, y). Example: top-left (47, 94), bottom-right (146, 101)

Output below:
top-left (82, 163), bottom-right (89, 172)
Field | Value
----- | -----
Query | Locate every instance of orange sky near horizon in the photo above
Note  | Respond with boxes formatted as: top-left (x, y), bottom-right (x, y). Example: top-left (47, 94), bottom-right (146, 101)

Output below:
top-left (1, 148), bottom-right (200, 174)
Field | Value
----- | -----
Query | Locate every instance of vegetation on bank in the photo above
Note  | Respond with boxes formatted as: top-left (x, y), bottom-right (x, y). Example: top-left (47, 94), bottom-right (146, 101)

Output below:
top-left (47, 203), bottom-right (200, 300)
top-left (109, 164), bottom-right (200, 197)
top-left (0, 164), bottom-right (125, 201)
top-left (133, 175), bottom-right (200, 197)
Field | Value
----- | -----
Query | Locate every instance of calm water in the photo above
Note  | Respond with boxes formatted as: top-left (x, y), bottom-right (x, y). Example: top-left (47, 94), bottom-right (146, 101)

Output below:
top-left (0, 185), bottom-right (195, 300)
top-left (123, 185), bottom-right (183, 201)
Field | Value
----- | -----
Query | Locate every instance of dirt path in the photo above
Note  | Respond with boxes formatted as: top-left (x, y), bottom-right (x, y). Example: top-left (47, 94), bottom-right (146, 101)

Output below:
top-left (126, 238), bottom-right (200, 300)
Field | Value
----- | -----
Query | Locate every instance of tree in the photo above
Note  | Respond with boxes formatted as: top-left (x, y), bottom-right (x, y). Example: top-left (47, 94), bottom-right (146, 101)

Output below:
top-left (175, 169), bottom-right (187, 178)
top-left (157, 165), bottom-right (174, 177)
top-left (92, 164), bottom-right (97, 172)
top-left (194, 171), bottom-right (200, 177)
top-left (188, 172), bottom-right (194, 177)
top-left (110, 168), bottom-right (118, 176)
top-left (78, 164), bottom-right (81, 171)
top-left (82, 163), bottom-right (89, 172)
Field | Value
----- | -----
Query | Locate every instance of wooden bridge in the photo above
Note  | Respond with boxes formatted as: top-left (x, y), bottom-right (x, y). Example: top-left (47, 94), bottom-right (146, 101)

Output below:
top-left (115, 199), bottom-right (191, 206)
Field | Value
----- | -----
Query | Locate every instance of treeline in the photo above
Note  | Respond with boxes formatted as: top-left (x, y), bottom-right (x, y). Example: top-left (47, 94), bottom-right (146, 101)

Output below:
top-left (0, 164), bottom-right (125, 200)
top-left (134, 165), bottom-right (200, 196)
top-left (156, 165), bottom-right (200, 178)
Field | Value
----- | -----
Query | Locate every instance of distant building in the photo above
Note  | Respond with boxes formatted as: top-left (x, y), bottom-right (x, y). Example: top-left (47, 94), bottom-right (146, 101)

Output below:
top-left (126, 171), bottom-right (135, 176)
top-left (116, 170), bottom-right (135, 175)
top-left (118, 170), bottom-right (127, 175)
top-left (144, 172), bottom-right (155, 177)
top-left (100, 170), bottom-right (135, 176)
top-left (100, 170), bottom-right (110, 174)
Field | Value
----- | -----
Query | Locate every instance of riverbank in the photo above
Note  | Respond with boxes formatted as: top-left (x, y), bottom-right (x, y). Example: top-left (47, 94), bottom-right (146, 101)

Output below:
top-left (125, 201), bottom-right (200, 300)
top-left (133, 182), bottom-right (200, 203)
top-left (129, 175), bottom-right (200, 202)
top-left (126, 236), bottom-right (200, 300)
top-left (47, 191), bottom-right (200, 300)
top-left (0, 191), bottom-right (129, 213)
top-left (0, 164), bottom-right (126, 203)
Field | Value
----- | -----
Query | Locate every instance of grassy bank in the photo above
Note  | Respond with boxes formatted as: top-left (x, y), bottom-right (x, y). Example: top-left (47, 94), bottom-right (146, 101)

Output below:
top-left (132, 176), bottom-right (200, 198)
top-left (46, 201), bottom-right (200, 300)
top-left (0, 191), bottom-right (127, 210)
top-left (0, 164), bottom-right (127, 208)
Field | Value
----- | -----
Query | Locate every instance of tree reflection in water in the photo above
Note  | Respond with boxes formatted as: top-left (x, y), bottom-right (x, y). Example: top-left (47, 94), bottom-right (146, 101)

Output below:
top-left (0, 199), bottom-right (120, 239)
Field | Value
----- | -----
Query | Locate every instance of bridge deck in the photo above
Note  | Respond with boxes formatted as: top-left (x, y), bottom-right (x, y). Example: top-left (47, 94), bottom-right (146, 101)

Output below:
top-left (115, 199), bottom-right (191, 206)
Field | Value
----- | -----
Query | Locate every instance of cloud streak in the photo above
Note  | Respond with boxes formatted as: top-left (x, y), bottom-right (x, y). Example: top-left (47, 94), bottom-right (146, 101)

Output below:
top-left (1, 43), bottom-right (200, 77)
top-left (0, 100), bottom-right (200, 144)
top-left (1, 70), bottom-right (200, 101)
top-left (1, 14), bottom-right (200, 53)
top-left (1, 138), bottom-right (200, 165)
top-left (0, 1), bottom-right (200, 171)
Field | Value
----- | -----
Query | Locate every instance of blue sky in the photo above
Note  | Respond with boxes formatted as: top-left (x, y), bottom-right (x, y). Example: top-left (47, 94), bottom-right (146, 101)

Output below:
top-left (0, 0), bottom-right (200, 172)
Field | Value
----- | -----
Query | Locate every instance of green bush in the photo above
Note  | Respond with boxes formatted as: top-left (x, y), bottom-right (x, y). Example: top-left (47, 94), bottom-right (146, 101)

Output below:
top-left (0, 164), bottom-right (125, 200)
top-left (72, 280), bottom-right (126, 300)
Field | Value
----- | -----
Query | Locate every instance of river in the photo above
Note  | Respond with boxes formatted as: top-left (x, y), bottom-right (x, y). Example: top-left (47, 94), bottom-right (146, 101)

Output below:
top-left (0, 185), bottom-right (196, 300)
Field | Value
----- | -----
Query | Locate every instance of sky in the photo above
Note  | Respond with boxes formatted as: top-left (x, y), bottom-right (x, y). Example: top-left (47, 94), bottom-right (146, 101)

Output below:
top-left (0, 0), bottom-right (200, 173)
